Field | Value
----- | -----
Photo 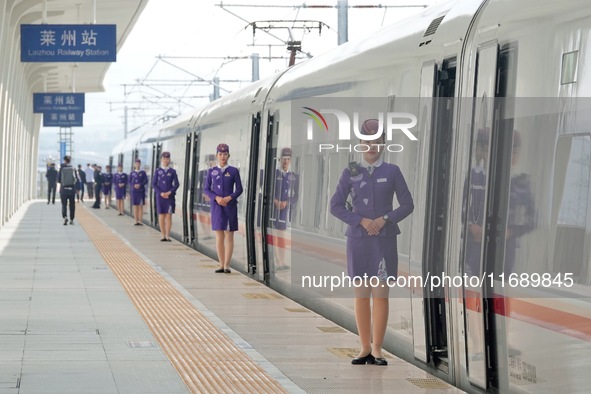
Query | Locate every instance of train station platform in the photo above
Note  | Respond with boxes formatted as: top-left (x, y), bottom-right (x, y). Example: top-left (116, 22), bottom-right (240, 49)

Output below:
top-left (0, 200), bottom-right (463, 393)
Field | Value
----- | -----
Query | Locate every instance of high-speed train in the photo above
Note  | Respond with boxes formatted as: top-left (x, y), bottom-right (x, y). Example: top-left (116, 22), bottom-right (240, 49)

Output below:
top-left (110, 0), bottom-right (591, 392)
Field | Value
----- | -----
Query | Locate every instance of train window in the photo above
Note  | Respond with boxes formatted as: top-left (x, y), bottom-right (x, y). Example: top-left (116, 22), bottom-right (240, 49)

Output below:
top-left (299, 154), bottom-right (324, 230)
top-left (552, 134), bottom-right (590, 278)
top-left (560, 51), bottom-right (578, 85)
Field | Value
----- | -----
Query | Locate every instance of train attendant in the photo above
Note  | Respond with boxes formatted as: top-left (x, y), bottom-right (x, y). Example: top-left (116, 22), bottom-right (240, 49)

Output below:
top-left (152, 151), bottom-right (179, 241)
top-left (271, 147), bottom-right (299, 270)
top-left (102, 165), bottom-right (113, 209)
top-left (113, 164), bottom-right (128, 216)
top-left (330, 119), bottom-right (414, 366)
top-left (204, 143), bottom-right (243, 273)
top-left (130, 159), bottom-right (148, 226)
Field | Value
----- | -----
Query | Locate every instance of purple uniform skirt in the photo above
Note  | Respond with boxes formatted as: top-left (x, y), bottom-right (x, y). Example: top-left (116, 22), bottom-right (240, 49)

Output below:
top-left (131, 190), bottom-right (145, 206)
top-left (102, 184), bottom-right (111, 195)
top-left (156, 196), bottom-right (175, 214)
top-left (211, 203), bottom-right (238, 231)
top-left (115, 187), bottom-right (126, 200)
top-left (346, 236), bottom-right (398, 279)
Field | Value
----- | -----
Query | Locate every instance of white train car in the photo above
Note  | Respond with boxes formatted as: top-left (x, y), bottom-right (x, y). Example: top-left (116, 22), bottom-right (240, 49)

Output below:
top-left (111, 0), bottom-right (591, 391)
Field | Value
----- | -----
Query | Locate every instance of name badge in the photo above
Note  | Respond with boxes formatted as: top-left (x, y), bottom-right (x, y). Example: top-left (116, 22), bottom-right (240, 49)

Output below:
top-left (225, 172), bottom-right (231, 177)
top-left (377, 178), bottom-right (387, 183)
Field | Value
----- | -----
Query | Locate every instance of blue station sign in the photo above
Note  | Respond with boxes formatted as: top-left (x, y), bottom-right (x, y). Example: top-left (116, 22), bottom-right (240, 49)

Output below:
top-left (21, 24), bottom-right (116, 62)
top-left (34, 93), bottom-right (85, 113)
top-left (43, 111), bottom-right (83, 127)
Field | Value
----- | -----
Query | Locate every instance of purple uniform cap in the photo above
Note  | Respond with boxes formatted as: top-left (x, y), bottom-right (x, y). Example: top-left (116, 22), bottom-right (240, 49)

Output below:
top-left (135, 159), bottom-right (141, 163)
top-left (161, 151), bottom-right (170, 158)
top-left (281, 147), bottom-right (292, 157)
top-left (217, 143), bottom-right (229, 153)
top-left (360, 119), bottom-right (381, 136)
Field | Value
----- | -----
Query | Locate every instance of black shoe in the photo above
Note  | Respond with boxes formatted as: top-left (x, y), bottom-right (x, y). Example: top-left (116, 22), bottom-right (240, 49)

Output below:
top-left (224, 269), bottom-right (231, 273)
top-left (166, 239), bottom-right (172, 242)
top-left (69, 220), bottom-right (74, 225)
top-left (52, 202), bottom-right (55, 204)
top-left (47, 202), bottom-right (50, 205)
top-left (215, 268), bottom-right (224, 273)
top-left (351, 353), bottom-right (375, 365)
top-left (63, 218), bottom-right (68, 226)
top-left (134, 223), bottom-right (141, 226)
top-left (160, 238), bottom-right (167, 242)
top-left (374, 358), bottom-right (387, 366)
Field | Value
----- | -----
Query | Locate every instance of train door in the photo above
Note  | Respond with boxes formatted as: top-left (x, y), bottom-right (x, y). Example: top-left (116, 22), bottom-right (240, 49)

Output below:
top-left (259, 112), bottom-right (279, 282)
top-left (130, 149), bottom-right (138, 214)
top-left (462, 40), bottom-right (499, 390)
top-left (150, 143), bottom-right (162, 227)
top-left (188, 131), bottom-right (200, 245)
top-left (245, 112), bottom-right (262, 275)
top-left (181, 132), bottom-right (192, 244)
top-left (410, 58), bottom-right (455, 367)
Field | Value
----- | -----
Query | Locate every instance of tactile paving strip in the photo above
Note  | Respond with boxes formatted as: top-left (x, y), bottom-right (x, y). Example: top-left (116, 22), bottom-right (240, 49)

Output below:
top-left (77, 207), bottom-right (287, 394)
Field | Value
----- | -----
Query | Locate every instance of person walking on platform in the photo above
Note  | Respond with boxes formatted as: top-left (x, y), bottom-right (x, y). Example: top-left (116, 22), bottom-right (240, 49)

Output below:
top-left (84, 163), bottom-right (95, 200)
top-left (113, 164), bottom-right (128, 216)
top-left (204, 143), bottom-right (243, 273)
top-left (330, 119), bottom-right (414, 366)
top-left (102, 165), bottom-right (113, 209)
top-left (76, 164), bottom-right (86, 202)
top-left (152, 152), bottom-right (179, 241)
top-left (46, 163), bottom-right (58, 204)
top-left (92, 166), bottom-right (102, 209)
top-left (130, 159), bottom-right (148, 225)
top-left (57, 155), bottom-right (79, 225)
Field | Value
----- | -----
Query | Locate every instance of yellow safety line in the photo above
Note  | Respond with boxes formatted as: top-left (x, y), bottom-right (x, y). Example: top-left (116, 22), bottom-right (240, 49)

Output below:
top-left (77, 207), bottom-right (287, 394)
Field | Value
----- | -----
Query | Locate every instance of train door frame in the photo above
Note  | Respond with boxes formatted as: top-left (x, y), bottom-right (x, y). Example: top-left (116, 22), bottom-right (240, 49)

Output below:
top-left (181, 132), bottom-right (192, 244)
top-left (187, 131), bottom-right (200, 246)
top-left (426, 57), bottom-right (457, 368)
top-left (462, 39), bottom-right (500, 391)
top-left (258, 111), bottom-right (279, 283)
top-left (130, 149), bottom-right (139, 215)
top-left (411, 56), bottom-right (457, 373)
top-left (411, 61), bottom-right (438, 365)
top-left (245, 112), bottom-right (262, 275)
top-left (150, 143), bottom-right (162, 227)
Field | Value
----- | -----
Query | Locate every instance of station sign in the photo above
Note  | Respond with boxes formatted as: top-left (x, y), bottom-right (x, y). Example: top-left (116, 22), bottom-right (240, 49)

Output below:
top-left (43, 111), bottom-right (83, 127)
top-left (21, 24), bottom-right (116, 62)
top-left (34, 93), bottom-right (85, 113)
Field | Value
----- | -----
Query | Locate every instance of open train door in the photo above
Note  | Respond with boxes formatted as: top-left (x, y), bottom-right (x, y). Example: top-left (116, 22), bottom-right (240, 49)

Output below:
top-left (410, 57), bottom-right (455, 369)
top-left (245, 112), bottom-right (262, 275)
top-left (462, 39), bottom-right (500, 391)
top-left (150, 143), bottom-right (162, 227)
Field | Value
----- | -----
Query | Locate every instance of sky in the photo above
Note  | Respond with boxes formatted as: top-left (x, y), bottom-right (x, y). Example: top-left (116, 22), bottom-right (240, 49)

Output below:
top-left (37, 0), bottom-right (437, 168)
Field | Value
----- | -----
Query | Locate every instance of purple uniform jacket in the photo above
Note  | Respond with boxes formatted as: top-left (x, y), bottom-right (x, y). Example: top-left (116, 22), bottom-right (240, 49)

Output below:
top-left (113, 172), bottom-right (128, 191)
top-left (102, 173), bottom-right (113, 189)
top-left (130, 170), bottom-right (148, 191)
top-left (152, 167), bottom-right (179, 196)
top-left (204, 166), bottom-right (243, 204)
top-left (330, 162), bottom-right (414, 238)
top-left (271, 169), bottom-right (299, 229)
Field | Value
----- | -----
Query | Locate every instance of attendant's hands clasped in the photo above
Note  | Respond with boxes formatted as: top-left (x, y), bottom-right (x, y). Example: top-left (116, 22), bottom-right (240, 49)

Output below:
top-left (360, 217), bottom-right (387, 236)
top-left (215, 196), bottom-right (232, 206)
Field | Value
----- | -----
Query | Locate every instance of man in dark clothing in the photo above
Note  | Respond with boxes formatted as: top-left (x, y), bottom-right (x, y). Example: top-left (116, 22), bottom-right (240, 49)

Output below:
top-left (57, 156), bottom-right (79, 225)
top-left (46, 163), bottom-right (58, 204)
top-left (92, 166), bottom-right (103, 209)
top-left (76, 164), bottom-right (87, 202)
